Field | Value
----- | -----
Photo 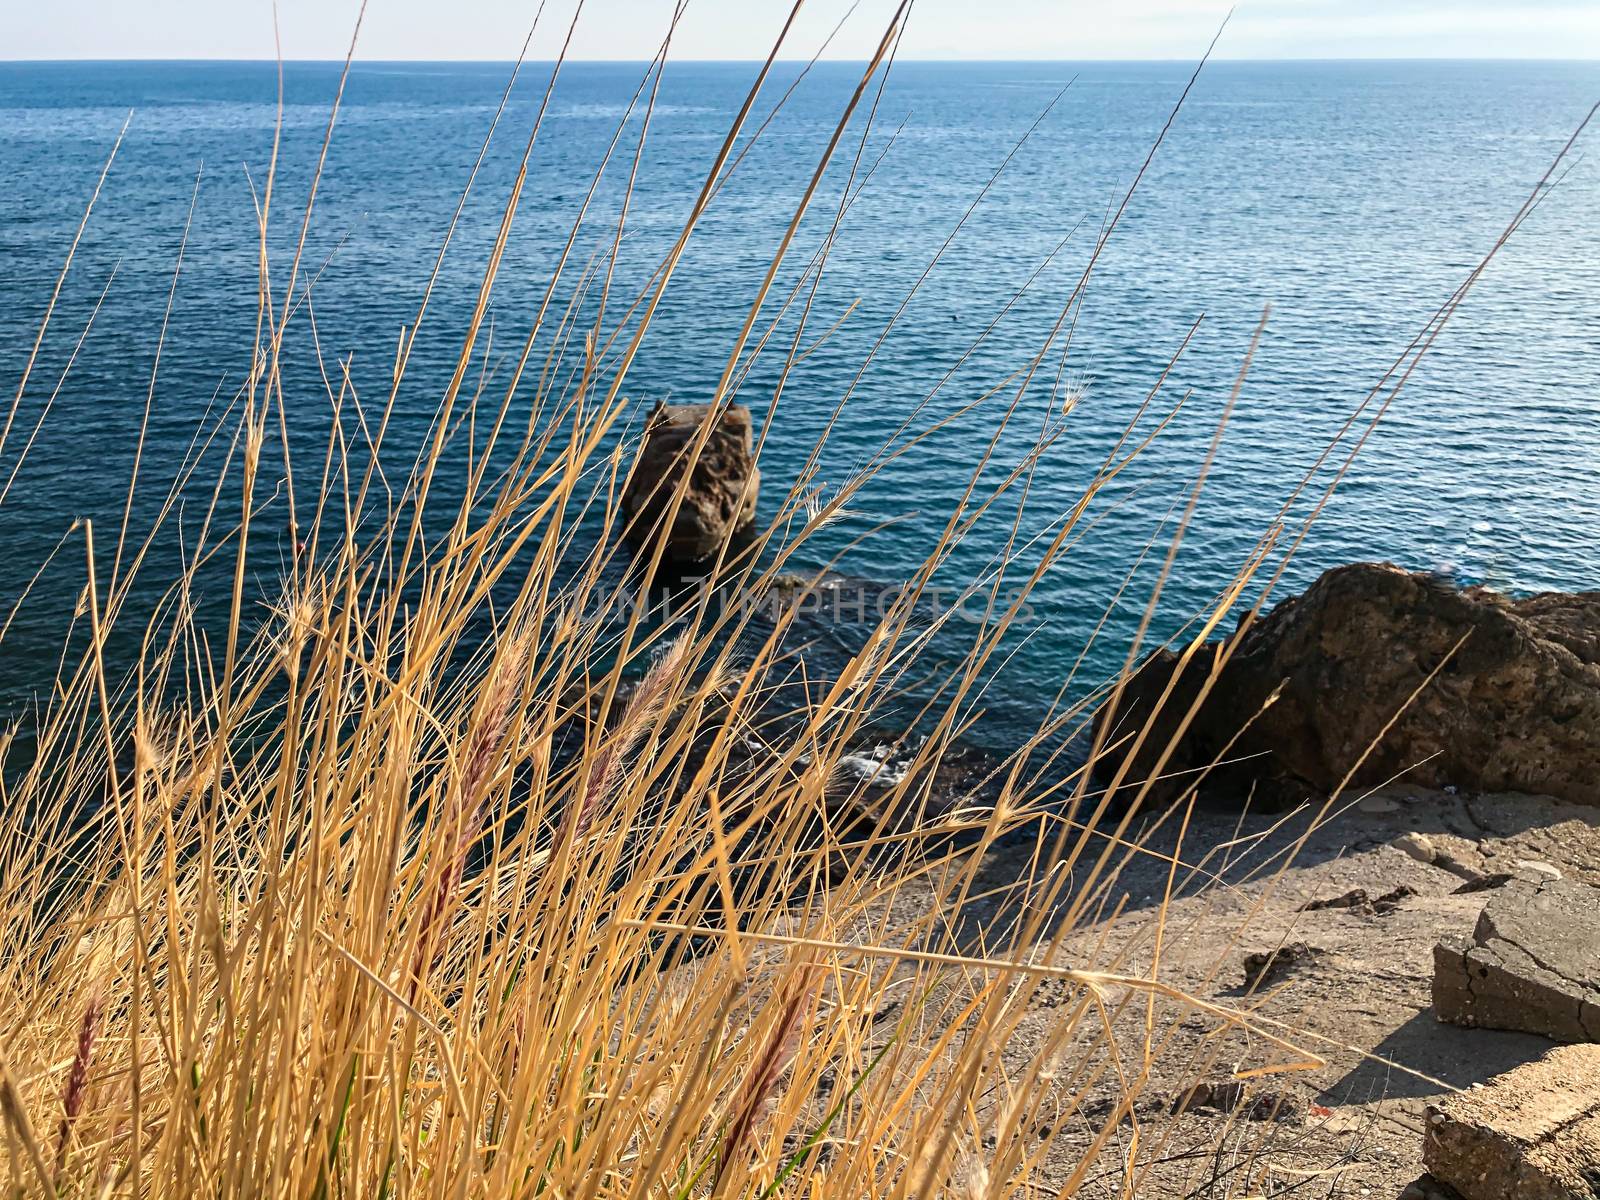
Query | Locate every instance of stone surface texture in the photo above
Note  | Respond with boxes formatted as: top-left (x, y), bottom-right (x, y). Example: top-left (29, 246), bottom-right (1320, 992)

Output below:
top-left (620, 402), bottom-right (759, 561)
top-left (1433, 877), bottom-right (1600, 1043)
top-left (1096, 562), bottom-right (1600, 807)
top-left (1423, 1044), bottom-right (1600, 1200)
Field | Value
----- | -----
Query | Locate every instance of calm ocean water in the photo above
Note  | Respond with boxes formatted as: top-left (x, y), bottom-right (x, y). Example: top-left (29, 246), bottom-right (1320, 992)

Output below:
top-left (2, 60), bottom-right (1598, 743)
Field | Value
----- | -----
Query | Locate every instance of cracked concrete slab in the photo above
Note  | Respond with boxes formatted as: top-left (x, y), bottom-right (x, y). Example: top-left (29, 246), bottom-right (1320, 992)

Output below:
top-left (1433, 877), bottom-right (1600, 1042)
top-left (1424, 1044), bottom-right (1600, 1199)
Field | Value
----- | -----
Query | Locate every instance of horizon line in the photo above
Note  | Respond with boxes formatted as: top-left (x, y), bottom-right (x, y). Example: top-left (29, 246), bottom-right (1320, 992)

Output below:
top-left (5, 54), bottom-right (1600, 66)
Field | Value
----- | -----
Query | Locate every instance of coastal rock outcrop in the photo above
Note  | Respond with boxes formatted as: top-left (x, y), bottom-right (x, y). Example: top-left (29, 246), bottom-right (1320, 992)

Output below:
top-left (620, 402), bottom-right (760, 562)
top-left (1095, 562), bottom-right (1600, 807)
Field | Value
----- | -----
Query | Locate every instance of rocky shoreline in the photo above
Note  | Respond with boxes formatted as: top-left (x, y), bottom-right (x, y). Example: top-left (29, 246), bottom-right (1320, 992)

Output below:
top-left (625, 408), bottom-right (1600, 1196)
top-left (1096, 560), bottom-right (1600, 810)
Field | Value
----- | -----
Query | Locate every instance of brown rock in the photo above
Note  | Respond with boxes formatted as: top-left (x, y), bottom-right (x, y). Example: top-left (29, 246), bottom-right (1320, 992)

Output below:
top-left (1423, 1044), bottom-right (1600, 1199)
top-left (620, 402), bottom-right (760, 562)
top-left (1453, 872), bottom-right (1518, 894)
top-left (1242, 941), bottom-right (1322, 989)
top-left (1171, 1080), bottom-right (1304, 1123)
top-left (1433, 877), bottom-right (1600, 1043)
top-left (1298, 884), bottom-right (1415, 915)
top-left (1095, 563), bottom-right (1600, 807)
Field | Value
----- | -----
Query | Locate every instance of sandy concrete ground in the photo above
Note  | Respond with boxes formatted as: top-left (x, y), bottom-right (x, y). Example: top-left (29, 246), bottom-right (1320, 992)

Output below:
top-left (826, 784), bottom-right (1600, 1196)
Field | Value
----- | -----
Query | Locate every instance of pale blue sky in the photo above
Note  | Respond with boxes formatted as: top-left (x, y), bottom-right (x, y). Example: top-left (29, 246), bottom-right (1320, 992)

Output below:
top-left (6, 0), bottom-right (1600, 62)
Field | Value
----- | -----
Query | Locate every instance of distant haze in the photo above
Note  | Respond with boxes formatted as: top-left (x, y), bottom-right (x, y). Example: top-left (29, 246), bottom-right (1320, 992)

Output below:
top-left (5, 0), bottom-right (1600, 62)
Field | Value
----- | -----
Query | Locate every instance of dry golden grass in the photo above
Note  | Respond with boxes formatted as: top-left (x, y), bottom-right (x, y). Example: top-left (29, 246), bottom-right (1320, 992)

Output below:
top-left (3, 5), bottom-right (1592, 1197)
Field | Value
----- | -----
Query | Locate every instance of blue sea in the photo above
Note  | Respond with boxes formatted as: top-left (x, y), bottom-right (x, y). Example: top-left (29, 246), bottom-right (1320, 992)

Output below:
top-left (2, 60), bottom-right (1598, 744)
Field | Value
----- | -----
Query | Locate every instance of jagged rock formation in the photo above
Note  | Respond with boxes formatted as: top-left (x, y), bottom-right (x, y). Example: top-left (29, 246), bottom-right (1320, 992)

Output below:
top-left (620, 402), bottom-right (760, 562)
top-left (1095, 562), bottom-right (1600, 807)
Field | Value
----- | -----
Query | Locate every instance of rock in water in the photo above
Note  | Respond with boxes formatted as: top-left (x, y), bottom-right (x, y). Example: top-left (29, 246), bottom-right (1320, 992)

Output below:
top-left (1094, 562), bottom-right (1600, 807)
top-left (620, 402), bottom-right (759, 562)
top-left (1423, 1044), bottom-right (1600, 1200)
top-left (1433, 877), bottom-right (1600, 1042)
